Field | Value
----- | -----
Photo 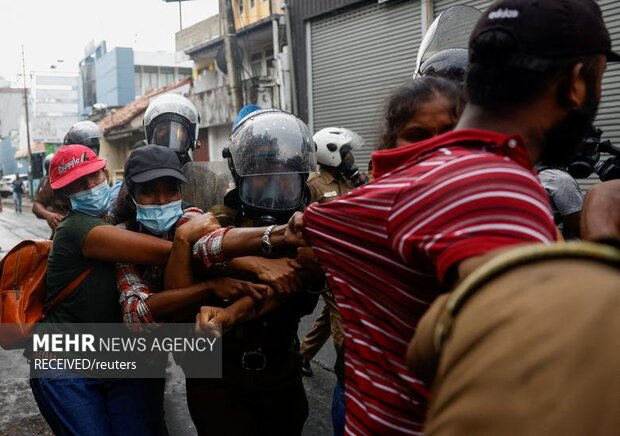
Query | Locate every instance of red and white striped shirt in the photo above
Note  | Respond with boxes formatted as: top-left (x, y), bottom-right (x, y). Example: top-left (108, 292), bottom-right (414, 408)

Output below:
top-left (304, 130), bottom-right (557, 435)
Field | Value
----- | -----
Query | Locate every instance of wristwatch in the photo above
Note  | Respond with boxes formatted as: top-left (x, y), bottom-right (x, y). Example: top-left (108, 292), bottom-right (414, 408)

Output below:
top-left (261, 225), bottom-right (277, 255)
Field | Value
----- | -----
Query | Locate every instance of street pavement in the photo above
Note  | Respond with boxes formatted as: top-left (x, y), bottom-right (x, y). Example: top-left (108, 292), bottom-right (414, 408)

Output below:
top-left (0, 197), bottom-right (336, 435)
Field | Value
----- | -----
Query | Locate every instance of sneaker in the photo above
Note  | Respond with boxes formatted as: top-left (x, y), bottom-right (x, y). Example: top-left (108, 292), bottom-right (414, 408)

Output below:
top-left (301, 359), bottom-right (313, 377)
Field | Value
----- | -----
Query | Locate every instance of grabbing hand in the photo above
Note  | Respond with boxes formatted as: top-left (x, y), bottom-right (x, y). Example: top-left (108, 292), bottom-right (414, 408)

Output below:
top-left (176, 212), bottom-right (221, 243)
top-left (46, 212), bottom-right (65, 230)
top-left (208, 277), bottom-right (269, 301)
top-left (285, 211), bottom-right (307, 247)
top-left (253, 257), bottom-right (302, 297)
top-left (194, 306), bottom-right (235, 337)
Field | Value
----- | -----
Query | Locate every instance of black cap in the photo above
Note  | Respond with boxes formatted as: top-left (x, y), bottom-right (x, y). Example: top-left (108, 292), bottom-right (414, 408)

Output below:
top-left (124, 144), bottom-right (187, 184)
top-left (471, 0), bottom-right (620, 69)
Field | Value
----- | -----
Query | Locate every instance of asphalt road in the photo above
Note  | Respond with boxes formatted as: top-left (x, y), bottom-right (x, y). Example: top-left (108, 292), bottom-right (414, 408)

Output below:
top-left (0, 197), bottom-right (336, 436)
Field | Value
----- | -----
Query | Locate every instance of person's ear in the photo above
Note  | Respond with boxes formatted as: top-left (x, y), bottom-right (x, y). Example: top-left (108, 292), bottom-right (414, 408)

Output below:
top-left (566, 63), bottom-right (588, 109)
top-left (103, 168), bottom-right (110, 183)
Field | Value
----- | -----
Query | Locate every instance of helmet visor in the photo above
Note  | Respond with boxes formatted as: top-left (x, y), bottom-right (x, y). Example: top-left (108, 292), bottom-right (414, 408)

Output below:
top-left (415, 5), bottom-right (481, 78)
top-left (226, 110), bottom-right (317, 177)
top-left (239, 174), bottom-right (303, 211)
top-left (152, 121), bottom-right (191, 152)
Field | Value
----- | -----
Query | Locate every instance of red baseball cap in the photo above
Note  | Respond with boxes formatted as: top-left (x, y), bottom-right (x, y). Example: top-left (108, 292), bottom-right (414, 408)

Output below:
top-left (50, 144), bottom-right (106, 189)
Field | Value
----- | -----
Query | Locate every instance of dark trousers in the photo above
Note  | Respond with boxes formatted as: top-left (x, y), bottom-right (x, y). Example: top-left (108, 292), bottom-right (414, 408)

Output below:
top-left (30, 376), bottom-right (165, 436)
top-left (186, 374), bottom-right (308, 436)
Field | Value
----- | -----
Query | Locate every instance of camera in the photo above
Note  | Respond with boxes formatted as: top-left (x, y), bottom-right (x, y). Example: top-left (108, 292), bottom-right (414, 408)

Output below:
top-left (568, 126), bottom-right (620, 181)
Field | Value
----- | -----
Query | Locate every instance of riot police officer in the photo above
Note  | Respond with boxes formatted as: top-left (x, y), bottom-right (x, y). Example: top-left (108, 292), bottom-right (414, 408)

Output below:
top-left (185, 109), bottom-right (321, 436)
top-left (307, 127), bottom-right (368, 204)
top-left (143, 93), bottom-right (199, 165)
top-left (62, 120), bottom-right (102, 156)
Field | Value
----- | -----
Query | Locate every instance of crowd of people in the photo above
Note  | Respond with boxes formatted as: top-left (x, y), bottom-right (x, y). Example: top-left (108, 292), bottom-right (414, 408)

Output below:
top-left (7, 0), bottom-right (620, 435)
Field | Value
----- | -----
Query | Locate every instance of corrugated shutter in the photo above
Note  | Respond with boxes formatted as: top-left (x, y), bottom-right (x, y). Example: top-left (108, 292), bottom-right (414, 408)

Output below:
top-left (583, 0), bottom-right (620, 193)
top-left (433, 0), bottom-right (493, 16)
top-left (310, 1), bottom-right (422, 171)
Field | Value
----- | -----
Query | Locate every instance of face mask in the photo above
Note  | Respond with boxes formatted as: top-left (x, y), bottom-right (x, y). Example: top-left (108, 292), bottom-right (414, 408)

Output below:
top-left (69, 180), bottom-right (111, 217)
top-left (134, 199), bottom-right (183, 235)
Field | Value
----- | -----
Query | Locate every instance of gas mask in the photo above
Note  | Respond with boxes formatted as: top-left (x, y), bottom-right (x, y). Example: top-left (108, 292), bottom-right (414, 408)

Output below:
top-left (339, 146), bottom-right (368, 187)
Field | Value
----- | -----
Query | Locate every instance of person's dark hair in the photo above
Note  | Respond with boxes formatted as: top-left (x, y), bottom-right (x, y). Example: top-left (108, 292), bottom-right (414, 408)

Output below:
top-left (379, 76), bottom-right (463, 150)
top-left (109, 182), bottom-right (139, 230)
top-left (466, 30), bottom-right (600, 112)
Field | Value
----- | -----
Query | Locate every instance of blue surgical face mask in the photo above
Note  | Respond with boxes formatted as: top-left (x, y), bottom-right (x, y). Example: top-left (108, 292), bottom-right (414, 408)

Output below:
top-left (69, 180), bottom-right (111, 217)
top-left (134, 198), bottom-right (183, 235)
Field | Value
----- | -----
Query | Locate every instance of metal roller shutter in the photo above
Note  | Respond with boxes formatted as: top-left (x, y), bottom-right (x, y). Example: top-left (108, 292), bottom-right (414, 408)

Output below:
top-left (310, 1), bottom-right (422, 171)
top-left (582, 0), bottom-right (620, 193)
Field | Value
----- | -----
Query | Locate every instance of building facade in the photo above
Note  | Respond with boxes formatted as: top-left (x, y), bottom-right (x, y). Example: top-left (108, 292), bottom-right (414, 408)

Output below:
top-left (26, 71), bottom-right (80, 146)
top-left (177, 0), bottom-right (288, 162)
top-left (78, 42), bottom-right (192, 117)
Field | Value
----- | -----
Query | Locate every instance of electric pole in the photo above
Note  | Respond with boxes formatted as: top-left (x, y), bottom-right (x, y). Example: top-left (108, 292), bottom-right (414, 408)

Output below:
top-left (219, 0), bottom-right (244, 115)
top-left (21, 44), bottom-right (33, 196)
top-left (178, 0), bottom-right (183, 30)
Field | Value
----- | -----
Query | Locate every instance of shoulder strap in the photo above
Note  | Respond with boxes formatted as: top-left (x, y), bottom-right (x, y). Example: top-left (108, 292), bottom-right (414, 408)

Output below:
top-left (434, 242), bottom-right (620, 353)
top-left (43, 266), bottom-right (94, 317)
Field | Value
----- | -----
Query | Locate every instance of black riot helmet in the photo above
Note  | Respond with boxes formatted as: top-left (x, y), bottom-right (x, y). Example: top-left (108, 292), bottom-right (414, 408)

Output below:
top-left (414, 5), bottom-right (482, 84)
top-left (222, 109), bottom-right (317, 225)
top-left (63, 120), bottom-right (102, 156)
top-left (144, 93), bottom-right (200, 165)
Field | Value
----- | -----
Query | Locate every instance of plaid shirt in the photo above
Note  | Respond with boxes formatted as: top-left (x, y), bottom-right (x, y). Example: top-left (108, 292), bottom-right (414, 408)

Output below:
top-left (116, 207), bottom-right (204, 331)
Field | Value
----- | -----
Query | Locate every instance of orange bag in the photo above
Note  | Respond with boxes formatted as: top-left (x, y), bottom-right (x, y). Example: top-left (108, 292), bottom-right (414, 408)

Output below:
top-left (0, 240), bottom-right (91, 349)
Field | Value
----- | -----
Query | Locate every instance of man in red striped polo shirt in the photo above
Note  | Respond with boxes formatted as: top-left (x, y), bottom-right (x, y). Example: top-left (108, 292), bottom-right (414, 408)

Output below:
top-left (300, 0), bottom-right (615, 433)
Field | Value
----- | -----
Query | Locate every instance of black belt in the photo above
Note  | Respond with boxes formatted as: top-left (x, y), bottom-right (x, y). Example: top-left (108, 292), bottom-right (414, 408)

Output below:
top-left (224, 345), bottom-right (296, 371)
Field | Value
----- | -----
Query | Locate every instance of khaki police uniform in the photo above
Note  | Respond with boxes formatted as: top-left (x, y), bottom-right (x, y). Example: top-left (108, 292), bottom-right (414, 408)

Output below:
top-left (409, 242), bottom-right (620, 436)
top-left (307, 169), bottom-right (353, 204)
top-left (184, 202), bottom-right (319, 436)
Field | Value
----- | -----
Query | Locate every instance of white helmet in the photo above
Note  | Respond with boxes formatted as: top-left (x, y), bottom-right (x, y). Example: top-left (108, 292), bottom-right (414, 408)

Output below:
top-left (313, 127), bottom-right (365, 168)
top-left (143, 93), bottom-right (200, 154)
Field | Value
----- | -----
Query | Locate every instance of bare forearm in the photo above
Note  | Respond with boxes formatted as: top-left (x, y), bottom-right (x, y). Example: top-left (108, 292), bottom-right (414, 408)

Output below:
top-left (83, 226), bottom-right (172, 265)
top-left (145, 282), bottom-right (210, 322)
top-left (224, 291), bottom-right (287, 325)
top-left (221, 225), bottom-right (288, 258)
top-left (32, 202), bottom-right (52, 220)
top-left (165, 236), bottom-right (193, 289)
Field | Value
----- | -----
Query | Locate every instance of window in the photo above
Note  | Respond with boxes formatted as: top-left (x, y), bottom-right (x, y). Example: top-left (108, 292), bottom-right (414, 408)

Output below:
top-left (160, 68), bottom-right (174, 86)
top-left (266, 49), bottom-right (274, 73)
top-left (250, 52), bottom-right (263, 77)
top-left (135, 72), bottom-right (142, 95)
top-left (250, 0), bottom-right (255, 7)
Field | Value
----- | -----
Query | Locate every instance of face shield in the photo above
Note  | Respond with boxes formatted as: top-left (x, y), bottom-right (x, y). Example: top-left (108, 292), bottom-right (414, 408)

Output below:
top-left (152, 120), bottom-right (191, 152)
top-left (225, 109), bottom-right (317, 223)
top-left (239, 173), bottom-right (304, 211)
top-left (226, 109), bottom-right (317, 178)
top-left (414, 5), bottom-right (482, 79)
top-left (144, 94), bottom-right (199, 155)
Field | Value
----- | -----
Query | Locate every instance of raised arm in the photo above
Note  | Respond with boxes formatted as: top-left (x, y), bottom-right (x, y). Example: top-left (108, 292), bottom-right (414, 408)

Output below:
top-left (83, 225), bottom-right (172, 265)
